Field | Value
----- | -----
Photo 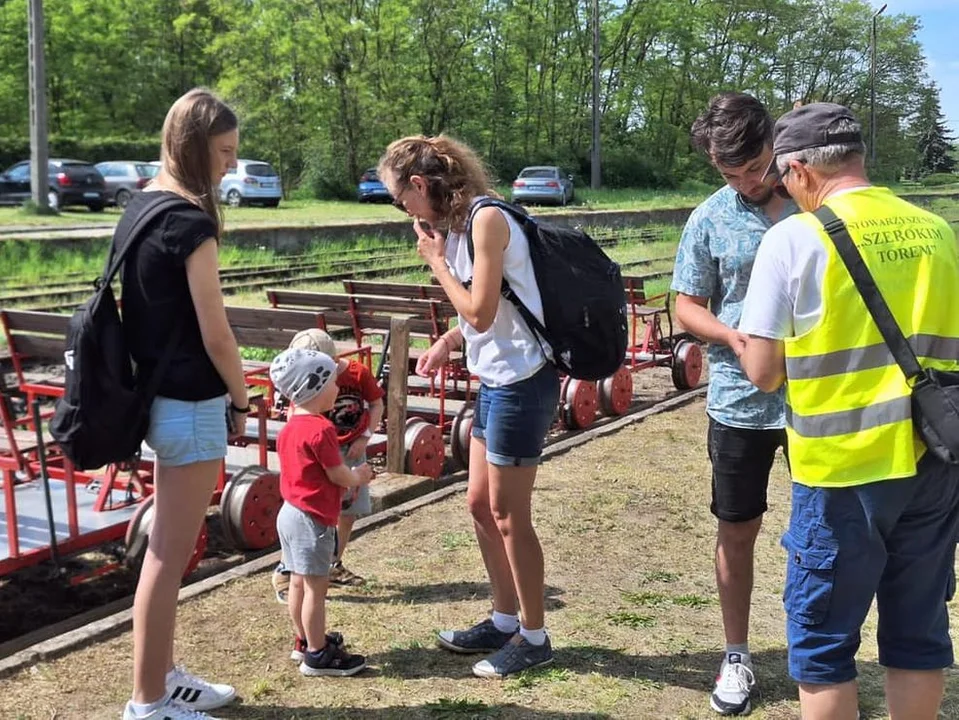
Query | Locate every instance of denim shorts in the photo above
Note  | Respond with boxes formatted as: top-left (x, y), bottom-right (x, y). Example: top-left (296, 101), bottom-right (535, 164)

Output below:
top-left (471, 363), bottom-right (560, 467)
top-left (145, 395), bottom-right (228, 467)
top-left (783, 452), bottom-right (959, 685)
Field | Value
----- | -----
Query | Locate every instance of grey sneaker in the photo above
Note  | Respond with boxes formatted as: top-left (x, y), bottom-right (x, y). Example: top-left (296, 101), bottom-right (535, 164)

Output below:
top-left (472, 634), bottom-right (554, 678)
top-left (437, 618), bottom-right (515, 654)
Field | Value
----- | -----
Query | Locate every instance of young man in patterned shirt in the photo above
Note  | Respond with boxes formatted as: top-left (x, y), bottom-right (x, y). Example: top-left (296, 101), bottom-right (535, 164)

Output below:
top-left (671, 92), bottom-right (796, 716)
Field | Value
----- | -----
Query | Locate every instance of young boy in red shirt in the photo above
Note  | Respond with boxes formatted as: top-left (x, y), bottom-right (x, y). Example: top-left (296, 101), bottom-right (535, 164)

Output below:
top-left (269, 348), bottom-right (374, 676)
top-left (303, 330), bottom-right (385, 585)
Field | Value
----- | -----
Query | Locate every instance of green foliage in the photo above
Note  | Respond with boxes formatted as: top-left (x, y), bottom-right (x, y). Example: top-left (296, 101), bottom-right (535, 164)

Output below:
top-left (920, 173), bottom-right (959, 187)
top-left (0, 136), bottom-right (160, 169)
top-left (0, 0), bottom-right (939, 191)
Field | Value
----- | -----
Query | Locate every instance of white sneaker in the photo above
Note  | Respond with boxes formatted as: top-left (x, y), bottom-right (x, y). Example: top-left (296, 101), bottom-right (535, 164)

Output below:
top-left (123, 698), bottom-right (221, 719)
top-left (710, 653), bottom-right (756, 716)
top-left (165, 665), bottom-right (236, 711)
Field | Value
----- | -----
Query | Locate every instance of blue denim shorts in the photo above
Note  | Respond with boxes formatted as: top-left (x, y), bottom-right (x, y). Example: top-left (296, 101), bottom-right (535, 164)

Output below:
top-left (145, 395), bottom-right (229, 467)
top-left (783, 453), bottom-right (959, 685)
top-left (471, 363), bottom-right (560, 467)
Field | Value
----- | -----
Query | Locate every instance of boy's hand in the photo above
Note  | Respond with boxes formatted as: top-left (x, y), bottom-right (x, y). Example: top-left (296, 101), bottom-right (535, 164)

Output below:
top-left (354, 462), bottom-right (374, 485)
top-left (345, 437), bottom-right (368, 462)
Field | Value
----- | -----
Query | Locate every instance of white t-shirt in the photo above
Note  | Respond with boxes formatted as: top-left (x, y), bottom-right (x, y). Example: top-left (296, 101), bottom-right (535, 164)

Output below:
top-left (739, 187), bottom-right (868, 340)
top-left (445, 202), bottom-right (548, 387)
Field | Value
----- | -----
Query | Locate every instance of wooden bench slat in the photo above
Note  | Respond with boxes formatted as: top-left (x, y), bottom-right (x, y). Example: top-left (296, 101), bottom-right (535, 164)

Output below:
top-left (1, 310), bottom-right (70, 334)
top-left (9, 335), bottom-right (64, 362)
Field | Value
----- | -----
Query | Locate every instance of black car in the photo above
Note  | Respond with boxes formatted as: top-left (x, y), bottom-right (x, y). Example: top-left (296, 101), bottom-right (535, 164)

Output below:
top-left (0, 158), bottom-right (107, 211)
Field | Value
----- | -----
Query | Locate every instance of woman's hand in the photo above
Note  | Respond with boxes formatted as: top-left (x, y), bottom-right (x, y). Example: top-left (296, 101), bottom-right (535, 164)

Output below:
top-left (227, 406), bottom-right (247, 441)
top-left (415, 337), bottom-right (450, 377)
top-left (414, 219), bottom-right (446, 269)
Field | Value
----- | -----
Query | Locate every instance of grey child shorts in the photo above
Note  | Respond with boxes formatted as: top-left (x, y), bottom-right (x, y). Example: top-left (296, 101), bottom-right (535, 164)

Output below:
top-left (276, 501), bottom-right (337, 577)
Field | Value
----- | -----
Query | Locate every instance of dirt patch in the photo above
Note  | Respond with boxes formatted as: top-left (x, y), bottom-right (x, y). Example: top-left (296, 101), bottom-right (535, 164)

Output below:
top-left (3, 398), bottom-right (957, 719)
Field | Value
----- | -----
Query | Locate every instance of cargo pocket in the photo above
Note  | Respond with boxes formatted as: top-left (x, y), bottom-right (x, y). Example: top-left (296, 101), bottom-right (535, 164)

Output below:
top-left (782, 530), bottom-right (838, 626)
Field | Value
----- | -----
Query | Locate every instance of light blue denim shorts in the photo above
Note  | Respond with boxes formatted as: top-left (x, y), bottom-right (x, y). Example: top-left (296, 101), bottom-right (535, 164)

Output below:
top-left (145, 395), bottom-right (229, 467)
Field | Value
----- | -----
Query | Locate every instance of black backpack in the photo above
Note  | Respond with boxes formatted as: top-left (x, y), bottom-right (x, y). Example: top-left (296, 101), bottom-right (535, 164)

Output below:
top-left (50, 194), bottom-right (190, 470)
top-left (467, 198), bottom-right (628, 381)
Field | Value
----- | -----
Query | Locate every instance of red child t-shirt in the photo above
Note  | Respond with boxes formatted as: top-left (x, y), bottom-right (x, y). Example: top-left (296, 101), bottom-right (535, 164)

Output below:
top-left (277, 413), bottom-right (344, 526)
top-left (327, 359), bottom-right (385, 444)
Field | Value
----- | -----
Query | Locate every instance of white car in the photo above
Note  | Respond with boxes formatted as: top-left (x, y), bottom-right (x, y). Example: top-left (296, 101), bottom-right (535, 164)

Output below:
top-left (219, 159), bottom-right (282, 208)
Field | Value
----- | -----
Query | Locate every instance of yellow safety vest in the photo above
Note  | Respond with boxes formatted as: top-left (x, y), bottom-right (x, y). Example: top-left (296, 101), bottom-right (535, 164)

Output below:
top-left (784, 186), bottom-right (959, 487)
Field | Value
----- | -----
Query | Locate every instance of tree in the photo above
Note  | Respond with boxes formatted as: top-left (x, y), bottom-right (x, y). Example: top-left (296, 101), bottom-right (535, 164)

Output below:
top-left (910, 83), bottom-right (956, 177)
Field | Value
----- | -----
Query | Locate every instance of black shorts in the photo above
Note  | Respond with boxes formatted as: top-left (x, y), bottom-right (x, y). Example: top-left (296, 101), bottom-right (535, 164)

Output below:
top-left (707, 417), bottom-right (787, 523)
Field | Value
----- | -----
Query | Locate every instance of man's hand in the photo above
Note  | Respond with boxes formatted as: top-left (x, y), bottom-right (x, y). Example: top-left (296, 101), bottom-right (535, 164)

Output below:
top-left (727, 328), bottom-right (749, 359)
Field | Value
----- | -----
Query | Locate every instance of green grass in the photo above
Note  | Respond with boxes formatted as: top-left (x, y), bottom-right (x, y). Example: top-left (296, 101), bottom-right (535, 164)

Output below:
top-left (0, 187), bottom-right (715, 231)
top-left (605, 610), bottom-right (657, 629)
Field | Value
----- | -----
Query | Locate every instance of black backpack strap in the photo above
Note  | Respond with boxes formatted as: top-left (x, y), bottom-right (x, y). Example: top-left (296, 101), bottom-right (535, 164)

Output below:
top-left (99, 193), bottom-right (192, 288)
top-left (464, 198), bottom-right (551, 344)
top-left (105, 193), bottom-right (195, 400)
top-left (813, 205), bottom-right (925, 380)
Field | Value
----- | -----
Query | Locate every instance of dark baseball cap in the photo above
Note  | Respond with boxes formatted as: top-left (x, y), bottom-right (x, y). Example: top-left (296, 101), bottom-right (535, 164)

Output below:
top-left (773, 102), bottom-right (863, 155)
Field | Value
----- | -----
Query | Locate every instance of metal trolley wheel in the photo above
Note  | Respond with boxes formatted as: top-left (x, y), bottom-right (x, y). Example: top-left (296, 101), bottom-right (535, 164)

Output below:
top-left (598, 365), bottom-right (633, 416)
top-left (125, 495), bottom-right (208, 578)
top-left (671, 339), bottom-right (704, 390)
top-left (449, 403), bottom-right (474, 471)
top-left (219, 465), bottom-right (282, 551)
top-left (560, 377), bottom-right (599, 430)
top-left (404, 418), bottom-right (445, 479)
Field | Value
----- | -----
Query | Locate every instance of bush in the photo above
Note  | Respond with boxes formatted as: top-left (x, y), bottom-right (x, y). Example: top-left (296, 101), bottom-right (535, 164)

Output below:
top-left (919, 173), bottom-right (959, 187)
top-left (0, 136), bottom-right (160, 169)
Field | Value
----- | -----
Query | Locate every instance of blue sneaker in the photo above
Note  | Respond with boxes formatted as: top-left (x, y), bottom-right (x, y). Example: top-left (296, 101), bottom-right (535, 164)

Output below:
top-left (437, 618), bottom-right (515, 654)
top-left (472, 634), bottom-right (554, 678)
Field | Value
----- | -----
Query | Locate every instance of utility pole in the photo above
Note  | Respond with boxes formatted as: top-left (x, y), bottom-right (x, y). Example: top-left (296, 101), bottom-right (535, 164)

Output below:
top-left (27, 0), bottom-right (49, 211)
top-left (870, 3), bottom-right (887, 167)
top-left (590, 0), bottom-right (601, 189)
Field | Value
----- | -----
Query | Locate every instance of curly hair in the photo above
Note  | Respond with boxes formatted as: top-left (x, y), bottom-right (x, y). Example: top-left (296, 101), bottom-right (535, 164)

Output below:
top-left (377, 134), bottom-right (498, 232)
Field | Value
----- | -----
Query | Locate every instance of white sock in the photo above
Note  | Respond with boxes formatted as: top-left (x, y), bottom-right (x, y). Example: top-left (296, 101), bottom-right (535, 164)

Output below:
top-left (491, 611), bottom-right (519, 634)
top-left (129, 693), bottom-right (170, 717)
top-left (520, 625), bottom-right (547, 646)
top-left (726, 643), bottom-right (750, 663)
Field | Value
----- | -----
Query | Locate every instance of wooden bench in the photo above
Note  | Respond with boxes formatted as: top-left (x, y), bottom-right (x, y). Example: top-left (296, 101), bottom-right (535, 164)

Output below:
top-left (342, 279), bottom-right (451, 304)
top-left (266, 289), bottom-right (450, 344)
top-left (0, 309), bottom-right (68, 403)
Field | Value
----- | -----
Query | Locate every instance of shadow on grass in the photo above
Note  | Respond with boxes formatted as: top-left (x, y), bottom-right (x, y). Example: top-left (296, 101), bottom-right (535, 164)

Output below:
top-left (362, 644), bottom-right (928, 717)
top-left (331, 581), bottom-right (566, 611)
top-left (223, 703), bottom-right (611, 719)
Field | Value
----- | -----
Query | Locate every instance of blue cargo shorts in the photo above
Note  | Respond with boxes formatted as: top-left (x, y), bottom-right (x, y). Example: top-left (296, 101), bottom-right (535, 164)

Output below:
top-left (783, 452), bottom-right (959, 685)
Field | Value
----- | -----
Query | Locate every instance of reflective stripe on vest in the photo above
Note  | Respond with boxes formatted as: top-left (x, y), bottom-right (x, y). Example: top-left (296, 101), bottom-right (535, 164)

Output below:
top-left (785, 395), bottom-right (910, 438)
top-left (786, 334), bottom-right (959, 380)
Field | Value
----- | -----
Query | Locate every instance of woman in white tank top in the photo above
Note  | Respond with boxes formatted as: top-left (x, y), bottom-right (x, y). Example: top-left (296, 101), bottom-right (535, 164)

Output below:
top-left (379, 136), bottom-right (561, 678)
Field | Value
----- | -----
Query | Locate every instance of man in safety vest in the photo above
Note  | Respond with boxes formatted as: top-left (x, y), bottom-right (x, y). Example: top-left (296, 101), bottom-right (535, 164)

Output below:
top-left (739, 102), bottom-right (959, 719)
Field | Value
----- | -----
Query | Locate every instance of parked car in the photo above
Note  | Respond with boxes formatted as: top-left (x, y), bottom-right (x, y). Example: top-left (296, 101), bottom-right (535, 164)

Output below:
top-left (219, 159), bottom-right (282, 207)
top-left (356, 167), bottom-right (392, 202)
top-left (0, 158), bottom-right (107, 211)
top-left (510, 166), bottom-right (575, 206)
top-left (95, 161), bottom-right (155, 208)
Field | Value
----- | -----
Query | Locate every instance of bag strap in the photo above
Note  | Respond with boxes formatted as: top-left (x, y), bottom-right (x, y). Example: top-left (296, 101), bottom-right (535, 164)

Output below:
top-left (99, 193), bottom-right (192, 288)
top-left (103, 193), bottom-right (195, 401)
top-left (464, 197), bottom-right (552, 345)
top-left (813, 205), bottom-right (924, 380)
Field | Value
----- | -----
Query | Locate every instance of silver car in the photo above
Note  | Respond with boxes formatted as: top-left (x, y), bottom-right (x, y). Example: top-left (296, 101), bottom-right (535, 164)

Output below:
top-left (95, 161), bottom-right (155, 208)
top-left (510, 166), bottom-right (575, 206)
top-left (219, 159), bottom-right (282, 208)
